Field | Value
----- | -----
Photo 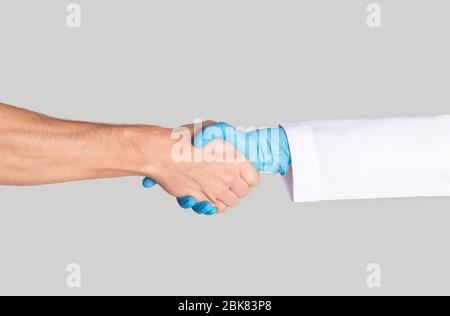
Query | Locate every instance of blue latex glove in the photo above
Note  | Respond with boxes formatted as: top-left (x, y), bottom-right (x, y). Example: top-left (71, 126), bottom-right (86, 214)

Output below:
top-left (142, 177), bottom-right (217, 216)
top-left (193, 122), bottom-right (292, 175)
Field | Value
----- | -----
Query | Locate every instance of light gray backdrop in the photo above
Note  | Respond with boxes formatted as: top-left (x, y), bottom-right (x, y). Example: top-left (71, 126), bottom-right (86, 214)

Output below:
top-left (1, 0), bottom-right (449, 295)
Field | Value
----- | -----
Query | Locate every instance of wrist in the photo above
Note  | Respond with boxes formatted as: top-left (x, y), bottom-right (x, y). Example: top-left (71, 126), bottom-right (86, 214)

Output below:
top-left (244, 127), bottom-right (290, 175)
top-left (118, 125), bottom-right (172, 179)
top-left (277, 127), bottom-right (292, 175)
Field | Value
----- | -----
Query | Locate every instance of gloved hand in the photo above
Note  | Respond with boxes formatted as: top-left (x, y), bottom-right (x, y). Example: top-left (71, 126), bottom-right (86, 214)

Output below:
top-left (142, 177), bottom-right (217, 215)
top-left (193, 122), bottom-right (292, 175)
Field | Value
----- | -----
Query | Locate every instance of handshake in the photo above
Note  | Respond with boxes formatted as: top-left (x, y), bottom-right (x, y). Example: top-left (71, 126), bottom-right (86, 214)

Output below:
top-left (2, 104), bottom-right (448, 207)
top-left (0, 104), bottom-right (289, 209)
top-left (142, 122), bottom-right (292, 216)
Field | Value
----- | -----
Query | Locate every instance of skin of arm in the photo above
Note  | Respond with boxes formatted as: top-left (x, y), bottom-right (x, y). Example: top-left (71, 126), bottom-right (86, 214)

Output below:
top-left (0, 103), bottom-right (260, 213)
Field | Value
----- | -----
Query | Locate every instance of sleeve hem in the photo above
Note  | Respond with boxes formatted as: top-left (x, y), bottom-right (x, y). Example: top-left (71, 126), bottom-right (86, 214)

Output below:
top-left (280, 123), bottom-right (321, 202)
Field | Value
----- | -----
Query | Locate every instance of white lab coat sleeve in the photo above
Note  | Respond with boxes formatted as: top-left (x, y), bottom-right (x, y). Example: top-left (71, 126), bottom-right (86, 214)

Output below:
top-left (280, 115), bottom-right (450, 202)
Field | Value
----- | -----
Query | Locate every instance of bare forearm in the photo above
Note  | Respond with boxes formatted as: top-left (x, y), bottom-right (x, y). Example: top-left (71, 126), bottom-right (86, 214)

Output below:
top-left (0, 103), bottom-right (159, 185)
top-left (0, 104), bottom-right (261, 215)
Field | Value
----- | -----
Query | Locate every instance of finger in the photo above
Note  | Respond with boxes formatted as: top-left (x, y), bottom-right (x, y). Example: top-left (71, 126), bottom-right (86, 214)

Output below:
top-left (142, 177), bottom-right (157, 188)
top-left (230, 178), bottom-right (251, 198)
top-left (192, 201), bottom-right (217, 216)
top-left (215, 200), bottom-right (228, 214)
top-left (240, 162), bottom-right (261, 187)
top-left (177, 196), bottom-right (197, 209)
top-left (181, 120), bottom-right (217, 138)
top-left (202, 120), bottom-right (218, 128)
top-left (176, 195), bottom-right (217, 215)
top-left (181, 120), bottom-right (217, 129)
top-left (186, 192), bottom-right (218, 215)
top-left (218, 189), bottom-right (240, 208)
top-left (193, 122), bottom-right (233, 148)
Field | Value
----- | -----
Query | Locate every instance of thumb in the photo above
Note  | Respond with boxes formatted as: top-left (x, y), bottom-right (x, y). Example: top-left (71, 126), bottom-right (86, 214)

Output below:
top-left (193, 122), bottom-right (235, 148)
top-left (142, 177), bottom-right (158, 188)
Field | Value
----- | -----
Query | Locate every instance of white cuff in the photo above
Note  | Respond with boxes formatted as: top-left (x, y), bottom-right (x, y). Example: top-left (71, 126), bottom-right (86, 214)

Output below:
top-left (281, 115), bottom-right (450, 203)
top-left (280, 122), bottom-right (321, 202)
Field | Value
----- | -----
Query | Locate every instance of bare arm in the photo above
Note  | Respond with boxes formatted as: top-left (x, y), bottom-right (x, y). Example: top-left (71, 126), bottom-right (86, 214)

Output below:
top-left (0, 103), bottom-right (157, 185)
top-left (0, 103), bottom-right (259, 213)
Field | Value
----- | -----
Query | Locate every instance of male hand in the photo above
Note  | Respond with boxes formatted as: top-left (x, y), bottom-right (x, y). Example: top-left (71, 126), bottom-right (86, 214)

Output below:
top-left (142, 123), bottom-right (260, 215)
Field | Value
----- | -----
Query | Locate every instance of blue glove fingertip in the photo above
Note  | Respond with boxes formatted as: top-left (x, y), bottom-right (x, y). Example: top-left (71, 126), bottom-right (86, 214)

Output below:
top-left (177, 196), bottom-right (197, 209)
top-left (201, 202), bottom-right (217, 216)
top-left (205, 208), bottom-right (217, 216)
top-left (192, 201), bottom-right (208, 214)
top-left (142, 177), bottom-right (157, 188)
top-left (192, 201), bottom-right (216, 215)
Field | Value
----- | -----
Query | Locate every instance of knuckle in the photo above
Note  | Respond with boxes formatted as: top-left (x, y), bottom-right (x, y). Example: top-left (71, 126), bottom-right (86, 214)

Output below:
top-left (216, 187), bottom-right (229, 198)
top-left (240, 164), bottom-right (260, 187)
top-left (203, 120), bottom-right (217, 126)
top-left (240, 187), bottom-right (251, 198)
top-left (229, 198), bottom-right (240, 208)
top-left (222, 172), bottom-right (237, 185)
top-left (217, 206), bottom-right (227, 214)
top-left (248, 172), bottom-right (260, 187)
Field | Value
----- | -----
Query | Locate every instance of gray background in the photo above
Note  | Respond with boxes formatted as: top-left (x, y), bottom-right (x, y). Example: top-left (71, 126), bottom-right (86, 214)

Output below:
top-left (0, 0), bottom-right (449, 295)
